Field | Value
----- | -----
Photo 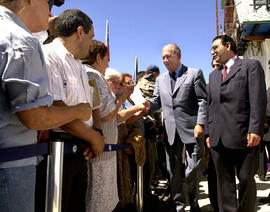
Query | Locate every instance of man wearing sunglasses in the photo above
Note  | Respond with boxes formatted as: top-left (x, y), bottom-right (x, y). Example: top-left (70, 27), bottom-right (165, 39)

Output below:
top-left (0, 1), bottom-right (94, 212)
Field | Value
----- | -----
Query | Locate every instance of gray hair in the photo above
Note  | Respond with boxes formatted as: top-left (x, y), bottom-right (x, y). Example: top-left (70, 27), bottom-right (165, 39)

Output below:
top-left (105, 68), bottom-right (121, 80)
top-left (163, 43), bottom-right (181, 55)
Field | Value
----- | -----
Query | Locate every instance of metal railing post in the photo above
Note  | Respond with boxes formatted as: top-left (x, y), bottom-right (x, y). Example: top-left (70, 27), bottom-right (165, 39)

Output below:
top-left (45, 141), bottom-right (64, 212)
top-left (136, 165), bottom-right (143, 212)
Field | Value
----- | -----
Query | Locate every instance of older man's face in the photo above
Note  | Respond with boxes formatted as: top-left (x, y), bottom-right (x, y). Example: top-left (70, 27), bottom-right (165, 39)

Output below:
top-left (162, 45), bottom-right (180, 72)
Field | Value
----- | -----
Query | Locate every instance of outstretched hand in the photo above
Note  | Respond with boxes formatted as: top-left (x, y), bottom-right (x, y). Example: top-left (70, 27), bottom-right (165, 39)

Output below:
top-left (142, 100), bottom-right (151, 113)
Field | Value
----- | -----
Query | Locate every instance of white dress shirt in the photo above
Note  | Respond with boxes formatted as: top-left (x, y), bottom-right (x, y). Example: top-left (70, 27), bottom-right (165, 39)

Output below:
top-left (43, 38), bottom-right (93, 127)
top-left (225, 55), bottom-right (237, 74)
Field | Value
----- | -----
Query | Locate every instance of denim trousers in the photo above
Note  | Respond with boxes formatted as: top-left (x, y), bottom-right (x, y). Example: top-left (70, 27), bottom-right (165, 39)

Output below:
top-left (0, 165), bottom-right (36, 212)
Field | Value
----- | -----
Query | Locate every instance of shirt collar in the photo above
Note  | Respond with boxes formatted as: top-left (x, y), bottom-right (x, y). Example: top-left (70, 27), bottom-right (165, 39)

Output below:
top-left (169, 63), bottom-right (182, 78)
top-left (225, 55), bottom-right (237, 70)
top-left (52, 38), bottom-right (75, 58)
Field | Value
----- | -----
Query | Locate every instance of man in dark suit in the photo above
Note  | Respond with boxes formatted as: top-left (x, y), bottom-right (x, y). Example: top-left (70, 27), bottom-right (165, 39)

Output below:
top-left (149, 43), bottom-right (207, 212)
top-left (207, 35), bottom-right (266, 212)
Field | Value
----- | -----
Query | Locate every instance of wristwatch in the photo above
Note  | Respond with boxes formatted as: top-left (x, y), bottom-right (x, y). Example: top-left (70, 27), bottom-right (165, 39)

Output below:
top-left (94, 128), bottom-right (104, 136)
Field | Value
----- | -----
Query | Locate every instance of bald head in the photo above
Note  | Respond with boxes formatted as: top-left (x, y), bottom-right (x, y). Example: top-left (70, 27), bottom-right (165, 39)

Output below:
top-left (162, 44), bottom-right (181, 72)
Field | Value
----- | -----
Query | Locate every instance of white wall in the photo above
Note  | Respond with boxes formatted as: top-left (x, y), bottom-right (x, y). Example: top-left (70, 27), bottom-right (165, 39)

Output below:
top-left (243, 39), bottom-right (270, 88)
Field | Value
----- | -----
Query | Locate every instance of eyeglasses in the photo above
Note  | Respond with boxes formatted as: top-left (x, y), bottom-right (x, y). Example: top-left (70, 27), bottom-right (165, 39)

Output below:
top-left (107, 79), bottom-right (119, 85)
top-left (48, 0), bottom-right (65, 10)
top-left (125, 80), bottom-right (136, 86)
top-left (211, 44), bottom-right (220, 51)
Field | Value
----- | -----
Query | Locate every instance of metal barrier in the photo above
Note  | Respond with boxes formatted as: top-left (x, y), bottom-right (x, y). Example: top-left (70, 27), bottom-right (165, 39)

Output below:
top-left (136, 166), bottom-right (144, 212)
top-left (0, 139), bottom-right (146, 212)
top-left (44, 142), bottom-right (144, 212)
top-left (45, 141), bottom-right (64, 212)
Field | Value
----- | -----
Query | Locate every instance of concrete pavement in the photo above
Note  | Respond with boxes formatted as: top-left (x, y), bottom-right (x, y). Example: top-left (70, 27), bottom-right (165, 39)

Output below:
top-left (187, 175), bottom-right (270, 212)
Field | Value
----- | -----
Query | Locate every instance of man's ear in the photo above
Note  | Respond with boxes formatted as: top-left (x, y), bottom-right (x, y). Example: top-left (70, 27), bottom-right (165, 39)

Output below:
top-left (96, 53), bottom-right (101, 64)
top-left (226, 42), bottom-right (231, 51)
top-left (76, 26), bottom-right (84, 40)
top-left (177, 52), bottom-right (181, 60)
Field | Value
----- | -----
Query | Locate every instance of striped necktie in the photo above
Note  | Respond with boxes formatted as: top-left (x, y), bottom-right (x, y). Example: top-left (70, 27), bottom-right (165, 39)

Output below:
top-left (222, 65), bottom-right (227, 81)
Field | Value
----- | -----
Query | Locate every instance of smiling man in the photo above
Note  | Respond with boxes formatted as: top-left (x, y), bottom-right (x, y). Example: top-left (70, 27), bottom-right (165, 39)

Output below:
top-left (207, 34), bottom-right (266, 212)
top-left (149, 43), bottom-right (207, 212)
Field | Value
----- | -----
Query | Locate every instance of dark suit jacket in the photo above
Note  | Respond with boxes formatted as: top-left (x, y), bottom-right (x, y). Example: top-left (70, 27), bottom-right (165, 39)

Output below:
top-left (208, 58), bottom-right (266, 149)
top-left (150, 64), bottom-right (207, 145)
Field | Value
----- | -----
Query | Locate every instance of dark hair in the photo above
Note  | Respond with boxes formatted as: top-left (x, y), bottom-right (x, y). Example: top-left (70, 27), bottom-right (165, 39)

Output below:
top-left (55, 9), bottom-right (92, 37)
top-left (211, 59), bottom-right (221, 69)
top-left (82, 40), bottom-right (108, 65)
top-left (212, 35), bottom-right (237, 54)
top-left (137, 71), bottom-right (145, 80)
top-left (120, 73), bottom-right (132, 86)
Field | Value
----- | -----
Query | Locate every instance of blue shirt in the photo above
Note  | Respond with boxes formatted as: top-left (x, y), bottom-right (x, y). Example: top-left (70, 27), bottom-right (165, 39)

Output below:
top-left (169, 64), bottom-right (183, 80)
top-left (0, 6), bottom-right (53, 168)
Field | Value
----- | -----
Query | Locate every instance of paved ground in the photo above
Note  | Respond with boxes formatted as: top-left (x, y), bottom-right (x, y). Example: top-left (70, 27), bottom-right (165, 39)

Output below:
top-left (145, 175), bottom-right (270, 212)
top-left (193, 175), bottom-right (270, 212)
top-left (115, 174), bottom-right (270, 211)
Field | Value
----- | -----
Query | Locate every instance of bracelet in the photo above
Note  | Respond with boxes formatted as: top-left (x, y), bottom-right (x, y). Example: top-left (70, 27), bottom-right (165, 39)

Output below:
top-left (94, 128), bottom-right (104, 136)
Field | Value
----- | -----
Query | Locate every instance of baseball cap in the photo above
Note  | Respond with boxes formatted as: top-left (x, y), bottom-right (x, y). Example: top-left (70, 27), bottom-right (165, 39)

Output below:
top-left (144, 65), bottom-right (160, 79)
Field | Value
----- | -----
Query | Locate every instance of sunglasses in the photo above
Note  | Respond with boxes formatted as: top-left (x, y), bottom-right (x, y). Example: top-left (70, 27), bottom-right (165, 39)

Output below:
top-left (48, 0), bottom-right (65, 10)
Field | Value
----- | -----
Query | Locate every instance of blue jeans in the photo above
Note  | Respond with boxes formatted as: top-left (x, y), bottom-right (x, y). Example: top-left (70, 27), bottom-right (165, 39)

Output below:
top-left (0, 165), bottom-right (36, 212)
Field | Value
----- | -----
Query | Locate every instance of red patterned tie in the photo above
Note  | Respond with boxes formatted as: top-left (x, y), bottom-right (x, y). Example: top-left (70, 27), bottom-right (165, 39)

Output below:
top-left (222, 65), bottom-right (227, 81)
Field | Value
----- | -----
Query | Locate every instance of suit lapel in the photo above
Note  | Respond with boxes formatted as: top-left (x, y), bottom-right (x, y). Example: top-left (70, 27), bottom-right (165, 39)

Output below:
top-left (164, 72), bottom-right (173, 96)
top-left (210, 68), bottom-right (222, 99)
top-left (216, 67), bottom-right (222, 85)
top-left (173, 65), bottom-right (188, 95)
top-left (222, 58), bottom-right (242, 84)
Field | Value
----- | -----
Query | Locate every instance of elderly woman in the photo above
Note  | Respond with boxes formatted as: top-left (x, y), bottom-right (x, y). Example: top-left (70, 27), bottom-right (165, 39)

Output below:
top-left (82, 40), bottom-right (129, 212)
top-left (108, 72), bottom-right (150, 209)
top-left (83, 40), bottom-right (147, 212)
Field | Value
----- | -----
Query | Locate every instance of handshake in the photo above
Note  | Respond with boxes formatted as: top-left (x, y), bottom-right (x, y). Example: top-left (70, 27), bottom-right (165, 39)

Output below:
top-left (135, 100), bottom-right (151, 115)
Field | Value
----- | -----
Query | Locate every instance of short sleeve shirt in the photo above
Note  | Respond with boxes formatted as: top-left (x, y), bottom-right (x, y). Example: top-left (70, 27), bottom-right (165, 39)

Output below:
top-left (42, 38), bottom-right (93, 127)
top-left (0, 6), bottom-right (53, 168)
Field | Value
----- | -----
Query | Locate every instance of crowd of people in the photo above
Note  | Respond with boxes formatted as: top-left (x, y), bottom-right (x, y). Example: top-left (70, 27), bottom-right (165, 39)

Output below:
top-left (0, 1), bottom-right (269, 212)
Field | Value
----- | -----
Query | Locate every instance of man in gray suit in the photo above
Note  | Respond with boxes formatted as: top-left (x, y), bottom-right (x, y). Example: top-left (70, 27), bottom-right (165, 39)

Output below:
top-left (149, 43), bottom-right (207, 212)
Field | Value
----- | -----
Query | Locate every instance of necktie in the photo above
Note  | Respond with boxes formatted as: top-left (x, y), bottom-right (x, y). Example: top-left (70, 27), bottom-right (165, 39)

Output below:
top-left (171, 72), bottom-right (176, 91)
top-left (171, 71), bottom-right (176, 81)
top-left (222, 65), bottom-right (227, 81)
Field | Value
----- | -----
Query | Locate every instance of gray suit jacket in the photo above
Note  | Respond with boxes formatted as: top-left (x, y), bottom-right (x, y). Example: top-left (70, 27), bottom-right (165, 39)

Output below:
top-left (150, 64), bottom-right (207, 145)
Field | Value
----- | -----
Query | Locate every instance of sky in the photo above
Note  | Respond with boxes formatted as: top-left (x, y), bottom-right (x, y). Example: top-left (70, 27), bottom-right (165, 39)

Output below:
top-left (52, 0), bottom-right (217, 82)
